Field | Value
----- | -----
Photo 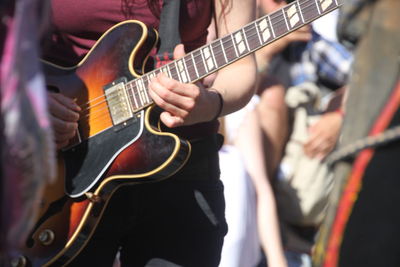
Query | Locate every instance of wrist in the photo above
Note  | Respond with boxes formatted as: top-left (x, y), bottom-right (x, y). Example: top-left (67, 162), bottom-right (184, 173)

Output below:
top-left (208, 88), bottom-right (224, 121)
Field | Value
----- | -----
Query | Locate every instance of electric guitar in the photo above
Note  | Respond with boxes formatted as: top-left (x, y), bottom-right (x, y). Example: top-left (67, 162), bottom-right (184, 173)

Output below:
top-left (13, 0), bottom-right (342, 266)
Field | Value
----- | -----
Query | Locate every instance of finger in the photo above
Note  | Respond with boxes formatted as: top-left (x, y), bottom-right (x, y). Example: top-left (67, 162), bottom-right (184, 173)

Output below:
top-left (160, 111), bottom-right (184, 128)
top-left (173, 44), bottom-right (186, 60)
top-left (48, 94), bottom-right (80, 122)
top-left (306, 136), bottom-right (333, 158)
top-left (53, 127), bottom-right (76, 149)
top-left (56, 140), bottom-right (70, 150)
top-left (304, 137), bottom-right (323, 158)
top-left (54, 131), bottom-right (76, 145)
top-left (50, 93), bottom-right (81, 112)
top-left (149, 77), bottom-right (195, 112)
top-left (156, 73), bottom-right (198, 98)
top-left (50, 115), bottom-right (78, 135)
top-left (148, 85), bottom-right (189, 118)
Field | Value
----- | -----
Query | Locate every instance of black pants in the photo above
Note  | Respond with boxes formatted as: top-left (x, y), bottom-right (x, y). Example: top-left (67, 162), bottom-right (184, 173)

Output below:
top-left (69, 135), bottom-right (227, 267)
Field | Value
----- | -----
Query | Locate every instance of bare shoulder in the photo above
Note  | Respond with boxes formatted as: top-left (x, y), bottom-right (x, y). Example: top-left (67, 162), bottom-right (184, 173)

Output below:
top-left (214, 0), bottom-right (256, 36)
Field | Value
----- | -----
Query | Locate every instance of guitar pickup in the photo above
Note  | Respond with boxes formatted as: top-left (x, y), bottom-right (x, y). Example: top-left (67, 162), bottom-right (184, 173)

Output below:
top-left (104, 77), bottom-right (133, 125)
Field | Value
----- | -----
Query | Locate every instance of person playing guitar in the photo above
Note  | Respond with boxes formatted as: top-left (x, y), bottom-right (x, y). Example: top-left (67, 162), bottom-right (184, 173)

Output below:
top-left (41, 0), bottom-right (256, 266)
top-left (12, 0), bottom-right (342, 266)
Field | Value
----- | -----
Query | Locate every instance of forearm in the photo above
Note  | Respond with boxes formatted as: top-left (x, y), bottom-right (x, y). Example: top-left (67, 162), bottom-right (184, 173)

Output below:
top-left (211, 0), bottom-right (257, 116)
top-left (235, 109), bottom-right (287, 267)
top-left (257, 188), bottom-right (287, 267)
top-left (211, 56), bottom-right (257, 116)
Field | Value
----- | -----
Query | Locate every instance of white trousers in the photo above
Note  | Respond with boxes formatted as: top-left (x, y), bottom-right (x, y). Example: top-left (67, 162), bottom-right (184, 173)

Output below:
top-left (218, 145), bottom-right (261, 267)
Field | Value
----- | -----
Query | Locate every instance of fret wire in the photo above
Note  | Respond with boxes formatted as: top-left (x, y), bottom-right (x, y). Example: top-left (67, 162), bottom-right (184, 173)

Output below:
top-left (131, 83), bottom-right (139, 108)
top-left (190, 53), bottom-right (200, 78)
top-left (141, 73), bottom-right (151, 106)
top-left (174, 61), bottom-right (182, 82)
top-left (151, 68), bottom-right (158, 77)
top-left (296, 1), bottom-right (306, 23)
top-left (143, 76), bottom-right (151, 104)
top-left (170, 59), bottom-right (188, 82)
top-left (145, 74), bottom-right (150, 89)
top-left (139, 79), bottom-right (146, 106)
top-left (155, 0), bottom-right (325, 99)
top-left (314, 0), bottom-right (321, 14)
top-left (184, 55), bottom-right (197, 81)
top-left (133, 82), bottom-right (141, 109)
top-left (282, 8), bottom-right (290, 30)
top-left (230, 34), bottom-right (239, 57)
top-left (241, 28), bottom-right (251, 52)
top-left (128, 83), bottom-right (138, 110)
top-left (270, 0), bottom-right (316, 21)
top-left (144, 0), bottom-right (322, 88)
top-left (254, 21), bottom-right (263, 46)
top-left (83, 0), bottom-right (332, 118)
top-left (244, 24), bottom-right (259, 50)
top-left (156, 0), bottom-right (321, 79)
top-left (211, 41), bottom-right (225, 69)
top-left (220, 39), bottom-right (228, 63)
top-left (267, 15), bottom-right (276, 38)
top-left (193, 50), bottom-right (207, 76)
top-left (134, 86), bottom-right (142, 108)
top-left (221, 35), bottom-right (236, 62)
top-left (209, 44), bottom-right (218, 69)
top-left (141, 78), bottom-right (150, 104)
top-left (199, 49), bottom-right (209, 73)
top-left (135, 80), bottom-right (144, 107)
top-left (181, 57), bottom-right (191, 82)
top-left (138, 79), bottom-right (146, 105)
top-left (79, 0), bottom-right (330, 115)
top-left (166, 64), bottom-right (173, 79)
top-left (202, 45), bottom-right (216, 72)
top-left (143, 0), bottom-right (330, 87)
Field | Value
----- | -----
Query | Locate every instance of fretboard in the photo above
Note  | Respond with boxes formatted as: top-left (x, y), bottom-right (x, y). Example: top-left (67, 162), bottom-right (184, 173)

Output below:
top-left (124, 0), bottom-right (342, 112)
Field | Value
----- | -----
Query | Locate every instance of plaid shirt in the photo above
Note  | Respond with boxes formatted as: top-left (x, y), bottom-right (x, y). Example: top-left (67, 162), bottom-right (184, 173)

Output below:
top-left (288, 29), bottom-right (353, 89)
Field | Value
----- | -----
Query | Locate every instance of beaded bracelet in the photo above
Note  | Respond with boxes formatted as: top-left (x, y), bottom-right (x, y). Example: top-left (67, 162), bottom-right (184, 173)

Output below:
top-left (209, 88), bottom-right (224, 121)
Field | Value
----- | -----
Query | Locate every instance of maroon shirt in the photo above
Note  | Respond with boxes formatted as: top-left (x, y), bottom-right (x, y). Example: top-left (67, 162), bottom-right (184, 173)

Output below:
top-left (43, 0), bottom-right (218, 139)
top-left (44, 0), bottom-right (213, 65)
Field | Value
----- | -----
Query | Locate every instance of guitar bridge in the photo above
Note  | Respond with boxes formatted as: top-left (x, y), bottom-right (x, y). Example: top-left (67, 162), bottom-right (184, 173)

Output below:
top-left (104, 77), bottom-right (133, 125)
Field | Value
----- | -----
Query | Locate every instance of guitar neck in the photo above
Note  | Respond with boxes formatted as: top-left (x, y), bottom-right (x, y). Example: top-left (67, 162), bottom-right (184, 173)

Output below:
top-left (124, 0), bottom-right (342, 112)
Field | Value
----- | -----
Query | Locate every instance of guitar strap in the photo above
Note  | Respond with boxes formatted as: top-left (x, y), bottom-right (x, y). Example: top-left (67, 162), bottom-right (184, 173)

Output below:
top-left (155, 0), bottom-right (181, 68)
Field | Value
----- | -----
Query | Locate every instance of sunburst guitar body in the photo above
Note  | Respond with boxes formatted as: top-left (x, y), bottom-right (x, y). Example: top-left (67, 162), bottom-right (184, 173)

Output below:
top-left (12, 0), bottom-right (343, 264)
top-left (12, 20), bottom-right (191, 267)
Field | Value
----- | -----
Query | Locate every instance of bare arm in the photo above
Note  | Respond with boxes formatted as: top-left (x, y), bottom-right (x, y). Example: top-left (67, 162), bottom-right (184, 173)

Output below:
top-left (235, 108), bottom-right (287, 267)
top-left (211, 0), bottom-right (257, 116)
top-left (148, 0), bottom-right (257, 128)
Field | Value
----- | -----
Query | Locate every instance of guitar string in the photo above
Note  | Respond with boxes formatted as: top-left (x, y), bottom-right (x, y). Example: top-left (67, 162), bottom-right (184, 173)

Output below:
top-left (85, 0), bottom-right (322, 111)
top-left (75, 0), bottom-right (321, 112)
top-left (77, 3), bottom-right (324, 126)
top-left (76, 0), bottom-right (321, 115)
top-left (77, 4), bottom-right (323, 127)
top-left (76, 2), bottom-right (325, 126)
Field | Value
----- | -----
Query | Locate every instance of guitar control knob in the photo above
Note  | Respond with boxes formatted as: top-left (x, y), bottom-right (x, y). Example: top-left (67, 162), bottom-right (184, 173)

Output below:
top-left (38, 229), bottom-right (55, 245)
top-left (10, 255), bottom-right (27, 267)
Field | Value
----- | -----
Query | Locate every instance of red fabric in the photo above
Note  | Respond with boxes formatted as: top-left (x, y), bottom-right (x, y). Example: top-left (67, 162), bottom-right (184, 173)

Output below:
top-left (323, 80), bottom-right (400, 267)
